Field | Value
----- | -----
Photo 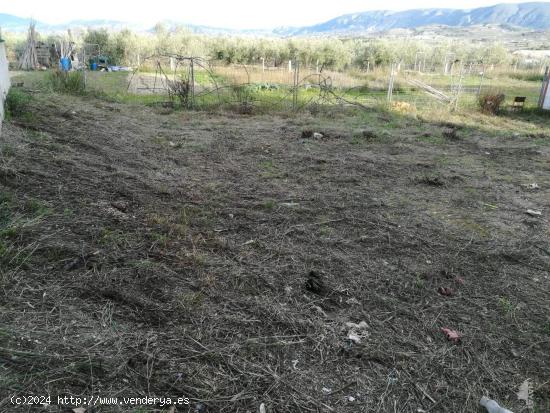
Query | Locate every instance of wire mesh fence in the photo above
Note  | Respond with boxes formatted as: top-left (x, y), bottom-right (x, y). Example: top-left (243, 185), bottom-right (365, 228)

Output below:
top-left (123, 55), bottom-right (545, 113)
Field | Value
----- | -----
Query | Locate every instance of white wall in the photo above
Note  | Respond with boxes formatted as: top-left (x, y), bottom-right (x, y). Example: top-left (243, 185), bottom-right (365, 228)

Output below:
top-left (0, 41), bottom-right (10, 135)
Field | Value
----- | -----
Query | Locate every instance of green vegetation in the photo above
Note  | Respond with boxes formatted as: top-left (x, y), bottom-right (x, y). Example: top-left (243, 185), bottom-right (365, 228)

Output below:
top-left (4, 88), bottom-right (32, 119)
top-left (1, 26), bottom-right (535, 71)
top-left (46, 70), bottom-right (86, 94)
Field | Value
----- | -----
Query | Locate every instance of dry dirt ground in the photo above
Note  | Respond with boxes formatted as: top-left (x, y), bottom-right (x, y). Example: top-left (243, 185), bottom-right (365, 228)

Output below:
top-left (0, 92), bottom-right (549, 413)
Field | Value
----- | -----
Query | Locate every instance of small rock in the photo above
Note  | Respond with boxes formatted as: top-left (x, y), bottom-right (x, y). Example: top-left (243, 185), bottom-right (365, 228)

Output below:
top-left (322, 387), bottom-right (332, 394)
top-left (111, 200), bottom-right (129, 212)
top-left (348, 396), bottom-right (356, 402)
top-left (313, 132), bottom-right (324, 139)
top-left (259, 403), bottom-right (267, 413)
top-left (526, 209), bottom-right (542, 217)
top-left (347, 332), bottom-right (362, 344)
top-left (345, 321), bottom-right (368, 330)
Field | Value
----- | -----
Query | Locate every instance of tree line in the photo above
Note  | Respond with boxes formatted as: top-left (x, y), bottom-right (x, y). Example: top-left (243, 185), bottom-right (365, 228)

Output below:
top-left (3, 24), bottom-right (515, 70)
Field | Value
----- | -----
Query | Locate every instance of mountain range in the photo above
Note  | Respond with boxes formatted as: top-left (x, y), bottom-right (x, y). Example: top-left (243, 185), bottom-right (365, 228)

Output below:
top-left (1, 2), bottom-right (550, 35)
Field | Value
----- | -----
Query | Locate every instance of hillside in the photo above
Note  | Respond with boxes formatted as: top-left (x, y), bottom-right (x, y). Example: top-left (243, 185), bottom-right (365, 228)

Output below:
top-left (2, 2), bottom-right (550, 34)
top-left (275, 2), bottom-right (550, 35)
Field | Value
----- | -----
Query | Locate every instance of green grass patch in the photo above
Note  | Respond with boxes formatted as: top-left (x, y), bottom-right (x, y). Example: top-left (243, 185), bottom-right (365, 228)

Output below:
top-left (4, 88), bottom-right (33, 119)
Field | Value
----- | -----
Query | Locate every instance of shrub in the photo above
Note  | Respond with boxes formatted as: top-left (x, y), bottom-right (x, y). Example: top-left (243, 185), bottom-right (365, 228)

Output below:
top-left (479, 92), bottom-right (505, 115)
top-left (4, 88), bottom-right (32, 119)
top-left (46, 70), bottom-right (86, 94)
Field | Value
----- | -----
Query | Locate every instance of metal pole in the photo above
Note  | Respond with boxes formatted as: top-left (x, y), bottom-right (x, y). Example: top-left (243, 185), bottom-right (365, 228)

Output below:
top-left (454, 64), bottom-right (464, 111)
top-left (292, 59), bottom-right (299, 111)
top-left (538, 66), bottom-right (549, 109)
top-left (387, 63), bottom-right (395, 103)
top-left (477, 68), bottom-right (485, 96)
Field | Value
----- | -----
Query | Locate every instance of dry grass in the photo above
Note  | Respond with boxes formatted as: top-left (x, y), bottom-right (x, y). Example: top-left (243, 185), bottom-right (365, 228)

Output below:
top-left (0, 85), bottom-right (549, 412)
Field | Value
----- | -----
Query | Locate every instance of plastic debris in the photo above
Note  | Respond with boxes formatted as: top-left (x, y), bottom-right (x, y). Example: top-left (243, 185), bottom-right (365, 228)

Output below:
top-left (517, 379), bottom-right (533, 409)
top-left (259, 402), bottom-right (267, 413)
top-left (345, 321), bottom-right (369, 344)
top-left (441, 328), bottom-right (461, 342)
top-left (526, 209), bottom-right (542, 217)
top-left (480, 396), bottom-right (514, 413)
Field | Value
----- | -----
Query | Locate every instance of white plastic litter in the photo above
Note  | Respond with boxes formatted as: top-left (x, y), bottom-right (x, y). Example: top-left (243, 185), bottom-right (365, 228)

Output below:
top-left (480, 396), bottom-right (514, 413)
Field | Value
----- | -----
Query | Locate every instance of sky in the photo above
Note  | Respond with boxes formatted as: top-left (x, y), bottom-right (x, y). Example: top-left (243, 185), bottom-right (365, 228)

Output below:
top-left (0, 0), bottom-right (545, 29)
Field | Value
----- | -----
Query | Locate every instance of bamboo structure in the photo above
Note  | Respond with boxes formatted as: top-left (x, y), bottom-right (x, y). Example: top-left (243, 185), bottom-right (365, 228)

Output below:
top-left (19, 22), bottom-right (40, 70)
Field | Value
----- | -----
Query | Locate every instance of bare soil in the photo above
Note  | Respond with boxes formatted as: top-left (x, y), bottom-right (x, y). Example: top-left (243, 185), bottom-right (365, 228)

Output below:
top-left (0, 91), bottom-right (549, 412)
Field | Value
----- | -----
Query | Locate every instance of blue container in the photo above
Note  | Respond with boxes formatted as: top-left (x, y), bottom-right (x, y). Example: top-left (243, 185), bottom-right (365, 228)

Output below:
top-left (90, 62), bottom-right (98, 71)
top-left (60, 57), bottom-right (71, 72)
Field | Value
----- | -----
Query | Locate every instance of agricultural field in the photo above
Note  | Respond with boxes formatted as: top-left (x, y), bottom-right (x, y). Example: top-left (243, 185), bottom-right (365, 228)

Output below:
top-left (0, 70), bottom-right (549, 412)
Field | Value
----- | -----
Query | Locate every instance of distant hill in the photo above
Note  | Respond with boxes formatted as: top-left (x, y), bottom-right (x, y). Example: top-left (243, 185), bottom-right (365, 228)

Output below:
top-left (2, 2), bottom-right (550, 35)
top-left (0, 13), bottom-right (44, 32)
top-left (275, 2), bottom-right (550, 35)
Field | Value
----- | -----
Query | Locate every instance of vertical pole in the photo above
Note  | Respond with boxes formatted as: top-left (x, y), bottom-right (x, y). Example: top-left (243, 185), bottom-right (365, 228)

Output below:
top-left (190, 58), bottom-right (195, 109)
top-left (292, 59), bottom-right (299, 111)
top-left (366, 61), bottom-right (370, 73)
top-left (82, 46), bottom-right (87, 89)
top-left (538, 66), bottom-right (549, 108)
top-left (261, 57), bottom-right (265, 72)
top-left (288, 60), bottom-right (292, 73)
top-left (387, 63), bottom-right (395, 103)
top-left (454, 64), bottom-right (464, 111)
top-left (477, 68), bottom-right (485, 96)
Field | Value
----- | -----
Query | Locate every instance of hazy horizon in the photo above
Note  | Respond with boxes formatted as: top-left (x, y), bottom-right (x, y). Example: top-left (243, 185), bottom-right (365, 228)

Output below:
top-left (1, 0), bottom-right (548, 30)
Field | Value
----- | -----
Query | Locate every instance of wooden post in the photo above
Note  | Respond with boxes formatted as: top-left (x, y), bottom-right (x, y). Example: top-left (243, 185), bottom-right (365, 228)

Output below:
top-left (288, 60), bottom-right (292, 73)
top-left (190, 58), bottom-right (195, 109)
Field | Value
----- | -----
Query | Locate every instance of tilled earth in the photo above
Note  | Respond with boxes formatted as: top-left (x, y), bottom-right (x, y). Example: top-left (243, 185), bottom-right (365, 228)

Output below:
top-left (0, 92), bottom-right (549, 412)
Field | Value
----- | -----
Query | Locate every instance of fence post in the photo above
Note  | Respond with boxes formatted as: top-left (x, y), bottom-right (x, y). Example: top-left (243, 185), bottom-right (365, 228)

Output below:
top-left (477, 67), bottom-right (485, 96)
top-left (292, 59), bottom-right (299, 111)
top-left (538, 66), bottom-right (549, 109)
top-left (387, 63), bottom-right (395, 103)
top-left (189, 58), bottom-right (195, 109)
top-left (453, 64), bottom-right (464, 111)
